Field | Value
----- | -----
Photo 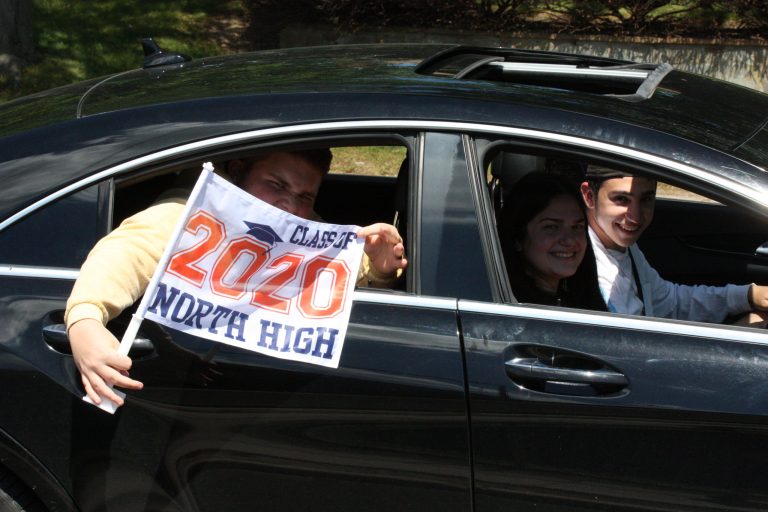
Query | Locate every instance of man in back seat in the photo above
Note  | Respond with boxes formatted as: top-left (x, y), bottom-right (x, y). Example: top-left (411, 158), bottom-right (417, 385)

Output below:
top-left (66, 149), bottom-right (407, 407)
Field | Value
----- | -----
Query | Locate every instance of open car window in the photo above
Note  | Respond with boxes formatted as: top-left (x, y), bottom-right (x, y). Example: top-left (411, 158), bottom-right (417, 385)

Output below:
top-left (108, 137), bottom-right (412, 292)
top-left (656, 182), bottom-right (719, 204)
top-left (482, 144), bottom-right (768, 329)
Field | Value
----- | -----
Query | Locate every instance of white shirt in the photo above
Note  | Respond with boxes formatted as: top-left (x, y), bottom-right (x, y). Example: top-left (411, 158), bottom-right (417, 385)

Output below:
top-left (588, 227), bottom-right (751, 322)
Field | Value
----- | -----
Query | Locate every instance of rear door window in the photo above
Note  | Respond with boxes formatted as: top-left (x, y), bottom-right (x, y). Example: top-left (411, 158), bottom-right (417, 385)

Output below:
top-left (0, 183), bottom-right (106, 268)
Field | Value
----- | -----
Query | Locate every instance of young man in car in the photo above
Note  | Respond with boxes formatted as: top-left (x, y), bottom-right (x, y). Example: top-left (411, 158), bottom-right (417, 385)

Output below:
top-left (580, 166), bottom-right (768, 322)
top-left (66, 149), bottom-right (408, 407)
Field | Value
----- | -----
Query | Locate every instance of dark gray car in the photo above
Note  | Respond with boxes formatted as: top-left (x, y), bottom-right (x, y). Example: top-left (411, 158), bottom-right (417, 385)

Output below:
top-left (1, 44), bottom-right (768, 512)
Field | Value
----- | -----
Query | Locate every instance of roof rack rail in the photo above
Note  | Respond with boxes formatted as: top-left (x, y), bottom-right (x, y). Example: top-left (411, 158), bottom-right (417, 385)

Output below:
top-left (484, 62), bottom-right (652, 80)
top-left (415, 45), bottom-right (629, 75)
top-left (454, 57), bottom-right (504, 79)
top-left (607, 62), bottom-right (674, 102)
top-left (416, 45), bottom-right (673, 101)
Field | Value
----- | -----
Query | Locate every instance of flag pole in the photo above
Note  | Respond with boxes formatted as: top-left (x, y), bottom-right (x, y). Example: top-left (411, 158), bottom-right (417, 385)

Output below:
top-left (86, 163), bottom-right (215, 413)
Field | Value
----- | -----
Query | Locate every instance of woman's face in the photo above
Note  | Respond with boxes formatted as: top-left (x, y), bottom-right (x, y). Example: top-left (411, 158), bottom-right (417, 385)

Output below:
top-left (522, 194), bottom-right (587, 293)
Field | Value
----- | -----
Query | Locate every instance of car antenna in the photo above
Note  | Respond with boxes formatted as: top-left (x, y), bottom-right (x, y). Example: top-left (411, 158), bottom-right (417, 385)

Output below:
top-left (141, 37), bottom-right (191, 68)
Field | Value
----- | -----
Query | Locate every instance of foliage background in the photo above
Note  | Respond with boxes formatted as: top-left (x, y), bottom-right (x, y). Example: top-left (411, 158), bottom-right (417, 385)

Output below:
top-left (250, 0), bottom-right (768, 37)
top-left (0, 0), bottom-right (246, 101)
top-left (2, 0), bottom-right (767, 102)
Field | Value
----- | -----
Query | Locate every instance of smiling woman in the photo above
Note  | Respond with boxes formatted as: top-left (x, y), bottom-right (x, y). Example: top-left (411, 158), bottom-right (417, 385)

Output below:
top-left (497, 172), bottom-right (607, 311)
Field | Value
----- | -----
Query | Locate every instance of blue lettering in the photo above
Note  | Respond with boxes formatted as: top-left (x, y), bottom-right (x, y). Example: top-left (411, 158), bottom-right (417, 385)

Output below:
top-left (226, 312), bottom-right (249, 342)
top-left (147, 283), bottom-right (180, 317)
top-left (290, 225), bottom-right (306, 244)
top-left (342, 231), bottom-right (357, 250)
top-left (171, 292), bottom-right (196, 323)
top-left (280, 324), bottom-right (295, 352)
top-left (293, 327), bottom-right (315, 354)
top-left (258, 319), bottom-right (282, 349)
top-left (311, 327), bottom-right (338, 359)
top-left (208, 306), bottom-right (232, 334)
top-left (184, 298), bottom-right (214, 328)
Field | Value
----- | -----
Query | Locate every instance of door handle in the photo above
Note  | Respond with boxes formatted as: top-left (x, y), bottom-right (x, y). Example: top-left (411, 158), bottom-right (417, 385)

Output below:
top-left (505, 358), bottom-right (628, 386)
top-left (42, 323), bottom-right (155, 358)
top-left (504, 344), bottom-right (629, 396)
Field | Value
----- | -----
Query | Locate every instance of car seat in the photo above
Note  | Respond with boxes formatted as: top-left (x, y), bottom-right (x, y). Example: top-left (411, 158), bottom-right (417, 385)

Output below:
top-left (489, 152), bottom-right (546, 219)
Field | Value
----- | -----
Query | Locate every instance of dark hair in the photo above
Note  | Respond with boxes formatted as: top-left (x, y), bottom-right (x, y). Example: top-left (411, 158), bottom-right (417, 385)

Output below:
top-left (257, 148), bottom-right (333, 175)
top-left (498, 172), bottom-right (606, 311)
top-left (292, 148), bottom-right (333, 176)
top-left (583, 164), bottom-right (633, 194)
top-left (228, 148), bottom-right (333, 186)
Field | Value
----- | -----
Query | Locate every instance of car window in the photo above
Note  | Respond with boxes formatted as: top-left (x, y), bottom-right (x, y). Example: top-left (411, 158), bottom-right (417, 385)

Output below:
top-left (484, 146), bottom-right (768, 328)
top-left (329, 146), bottom-right (406, 177)
top-left (110, 143), bottom-right (408, 227)
top-left (113, 171), bottom-right (182, 228)
top-left (316, 145), bottom-right (406, 229)
top-left (0, 183), bottom-right (104, 268)
top-left (108, 140), bottom-right (411, 291)
top-left (657, 182), bottom-right (719, 204)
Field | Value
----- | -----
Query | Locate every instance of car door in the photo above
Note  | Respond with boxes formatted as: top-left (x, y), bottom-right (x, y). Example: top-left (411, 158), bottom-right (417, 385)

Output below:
top-left (83, 292), bottom-right (470, 512)
top-left (0, 128), bottom-right (473, 512)
top-left (463, 304), bottom-right (768, 512)
top-left (459, 135), bottom-right (768, 511)
top-left (0, 179), bottom-right (107, 512)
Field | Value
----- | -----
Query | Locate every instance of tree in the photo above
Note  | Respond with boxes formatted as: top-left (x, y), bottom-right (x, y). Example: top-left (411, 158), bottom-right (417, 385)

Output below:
top-left (0, 0), bottom-right (33, 87)
top-left (245, 0), bottom-right (324, 50)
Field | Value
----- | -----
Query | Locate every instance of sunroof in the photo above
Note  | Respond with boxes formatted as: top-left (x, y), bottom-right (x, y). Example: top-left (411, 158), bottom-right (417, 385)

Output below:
top-left (416, 45), bottom-right (673, 101)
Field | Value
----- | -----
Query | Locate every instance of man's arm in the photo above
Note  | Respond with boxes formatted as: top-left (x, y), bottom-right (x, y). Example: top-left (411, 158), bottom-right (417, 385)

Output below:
top-left (65, 200), bottom-right (186, 405)
top-left (632, 246), bottom-right (753, 322)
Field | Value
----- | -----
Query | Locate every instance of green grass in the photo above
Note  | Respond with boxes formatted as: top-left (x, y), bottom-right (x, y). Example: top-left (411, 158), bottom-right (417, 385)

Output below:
top-left (330, 146), bottom-right (407, 177)
top-left (0, 0), bottom-right (244, 102)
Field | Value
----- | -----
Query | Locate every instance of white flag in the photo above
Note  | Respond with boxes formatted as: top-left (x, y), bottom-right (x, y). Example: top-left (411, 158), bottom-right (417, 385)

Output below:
top-left (139, 166), bottom-right (364, 369)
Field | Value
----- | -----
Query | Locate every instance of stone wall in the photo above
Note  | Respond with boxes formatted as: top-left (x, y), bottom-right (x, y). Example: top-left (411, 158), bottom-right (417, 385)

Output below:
top-left (280, 25), bottom-right (768, 92)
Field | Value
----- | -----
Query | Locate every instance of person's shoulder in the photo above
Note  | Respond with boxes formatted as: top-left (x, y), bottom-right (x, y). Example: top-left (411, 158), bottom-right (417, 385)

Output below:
top-left (154, 187), bottom-right (190, 206)
top-left (117, 201), bottom-right (187, 234)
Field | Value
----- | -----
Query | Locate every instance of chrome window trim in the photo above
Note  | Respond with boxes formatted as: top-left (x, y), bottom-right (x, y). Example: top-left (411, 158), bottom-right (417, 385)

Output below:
top-left (0, 265), bottom-right (79, 280)
top-left (3, 119), bottom-right (765, 233)
top-left (0, 264), bottom-right (457, 311)
top-left (353, 289), bottom-right (456, 310)
top-left (459, 299), bottom-right (768, 345)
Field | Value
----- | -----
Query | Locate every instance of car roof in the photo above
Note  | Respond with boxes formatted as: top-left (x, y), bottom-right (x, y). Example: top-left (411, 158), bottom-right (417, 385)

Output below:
top-left (3, 43), bottom-right (768, 148)
top-left (2, 43), bottom-right (768, 220)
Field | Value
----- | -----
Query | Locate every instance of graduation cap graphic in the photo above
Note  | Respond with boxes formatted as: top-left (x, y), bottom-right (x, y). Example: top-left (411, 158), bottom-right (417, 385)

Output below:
top-left (244, 221), bottom-right (283, 247)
